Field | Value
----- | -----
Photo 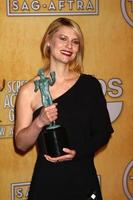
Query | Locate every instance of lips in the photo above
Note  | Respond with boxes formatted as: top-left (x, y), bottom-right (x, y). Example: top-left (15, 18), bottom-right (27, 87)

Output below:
top-left (60, 50), bottom-right (72, 56)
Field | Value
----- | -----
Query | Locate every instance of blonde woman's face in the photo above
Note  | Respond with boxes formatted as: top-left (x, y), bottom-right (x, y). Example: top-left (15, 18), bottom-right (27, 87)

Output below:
top-left (48, 26), bottom-right (80, 65)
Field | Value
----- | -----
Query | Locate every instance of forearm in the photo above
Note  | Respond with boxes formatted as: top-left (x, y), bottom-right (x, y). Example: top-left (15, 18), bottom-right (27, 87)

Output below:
top-left (15, 117), bottom-right (44, 152)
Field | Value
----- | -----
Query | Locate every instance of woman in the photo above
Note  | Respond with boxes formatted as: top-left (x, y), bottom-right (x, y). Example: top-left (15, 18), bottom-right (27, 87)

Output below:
top-left (15, 18), bottom-right (114, 200)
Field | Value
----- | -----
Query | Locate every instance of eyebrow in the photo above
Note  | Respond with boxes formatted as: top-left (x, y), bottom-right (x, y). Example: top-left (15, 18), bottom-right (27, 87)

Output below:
top-left (58, 33), bottom-right (79, 40)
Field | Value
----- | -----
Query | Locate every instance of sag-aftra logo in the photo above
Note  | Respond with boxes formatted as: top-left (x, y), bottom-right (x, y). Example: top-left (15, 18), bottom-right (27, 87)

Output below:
top-left (6, 0), bottom-right (99, 16)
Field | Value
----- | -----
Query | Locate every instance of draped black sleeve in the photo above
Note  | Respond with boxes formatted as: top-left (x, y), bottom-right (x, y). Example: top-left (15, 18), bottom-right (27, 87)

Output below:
top-left (87, 77), bottom-right (114, 155)
top-left (53, 74), bottom-right (114, 160)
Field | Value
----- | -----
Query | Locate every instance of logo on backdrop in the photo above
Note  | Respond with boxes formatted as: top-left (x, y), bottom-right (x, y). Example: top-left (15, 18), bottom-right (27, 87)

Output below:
top-left (0, 77), bottom-right (123, 139)
top-left (121, 0), bottom-right (133, 27)
top-left (11, 182), bottom-right (30, 200)
top-left (99, 78), bottom-right (123, 123)
top-left (0, 80), bottom-right (27, 139)
top-left (6, 0), bottom-right (99, 16)
top-left (122, 160), bottom-right (133, 200)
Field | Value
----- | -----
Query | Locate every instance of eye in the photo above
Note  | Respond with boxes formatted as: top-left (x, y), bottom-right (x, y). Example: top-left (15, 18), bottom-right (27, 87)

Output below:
top-left (59, 36), bottom-right (67, 41)
top-left (72, 40), bottom-right (80, 45)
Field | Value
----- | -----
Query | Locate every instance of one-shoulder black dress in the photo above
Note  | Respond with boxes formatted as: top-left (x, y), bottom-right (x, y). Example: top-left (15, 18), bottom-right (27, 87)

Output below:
top-left (28, 74), bottom-right (114, 200)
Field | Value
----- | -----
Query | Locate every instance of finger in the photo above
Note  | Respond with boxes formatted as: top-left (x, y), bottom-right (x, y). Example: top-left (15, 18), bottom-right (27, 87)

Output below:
top-left (63, 148), bottom-right (76, 156)
top-left (44, 154), bottom-right (68, 163)
top-left (44, 154), bottom-right (61, 162)
top-left (44, 155), bottom-right (57, 163)
top-left (45, 110), bottom-right (58, 118)
top-left (44, 108), bottom-right (58, 122)
top-left (44, 149), bottom-right (76, 163)
top-left (46, 109), bottom-right (58, 117)
top-left (47, 114), bottom-right (58, 123)
top-left (50, 151), bottom-right (75, 161)
top-left (45, 103), bottom-right (58, 111)
top-left (45, 107), bottom-right (58, 115)
top-left (59, 154), bottom-right (74, 161)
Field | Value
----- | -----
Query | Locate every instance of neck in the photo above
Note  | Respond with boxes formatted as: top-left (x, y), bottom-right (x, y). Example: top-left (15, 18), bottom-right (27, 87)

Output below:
top-left (48, 62), bottom-right (71, 82)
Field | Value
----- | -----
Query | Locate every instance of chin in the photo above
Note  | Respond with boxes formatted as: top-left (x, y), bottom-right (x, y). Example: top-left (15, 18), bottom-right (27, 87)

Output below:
top-left (61, 57), bottom-right (75, 64)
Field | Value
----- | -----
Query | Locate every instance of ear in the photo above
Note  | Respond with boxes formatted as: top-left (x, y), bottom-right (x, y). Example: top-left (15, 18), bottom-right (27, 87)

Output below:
top-left (47, 43), bottom-right (50, 47)
top-left (45, 35), bottom-right (50, 47)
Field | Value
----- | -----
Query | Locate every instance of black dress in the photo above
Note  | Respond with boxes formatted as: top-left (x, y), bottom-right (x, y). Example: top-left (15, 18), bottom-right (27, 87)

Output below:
top-left (28, 74), bottom-right (114, 200)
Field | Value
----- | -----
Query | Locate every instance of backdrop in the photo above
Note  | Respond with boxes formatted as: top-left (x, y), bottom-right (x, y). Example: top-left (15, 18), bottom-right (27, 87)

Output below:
top-left (0, 0), bottom-right (133, 199)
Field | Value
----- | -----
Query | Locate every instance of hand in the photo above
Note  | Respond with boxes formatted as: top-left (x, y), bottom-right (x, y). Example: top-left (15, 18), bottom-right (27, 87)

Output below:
top-left (37, 103), bottom-right (58, 128)
top-left (44, 148), bottom-right (76, 163)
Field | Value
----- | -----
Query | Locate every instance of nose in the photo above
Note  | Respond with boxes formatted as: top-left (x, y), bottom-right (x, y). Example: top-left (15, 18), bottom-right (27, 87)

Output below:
top-left (66, 40), bottom-right (72, 49)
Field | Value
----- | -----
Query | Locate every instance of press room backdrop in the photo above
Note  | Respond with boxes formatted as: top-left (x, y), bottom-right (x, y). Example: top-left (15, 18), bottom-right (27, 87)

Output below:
top-left (0, 0), bottom-right (133, 199)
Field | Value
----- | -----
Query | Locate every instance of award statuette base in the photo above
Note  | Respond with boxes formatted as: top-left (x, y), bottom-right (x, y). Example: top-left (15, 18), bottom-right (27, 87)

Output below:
top-left (43, 126), bottom-right (69, 157)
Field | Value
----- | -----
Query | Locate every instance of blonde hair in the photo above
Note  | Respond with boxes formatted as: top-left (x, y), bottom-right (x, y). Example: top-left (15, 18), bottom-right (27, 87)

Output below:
top-left (40, 17), bottom-right (84, 73)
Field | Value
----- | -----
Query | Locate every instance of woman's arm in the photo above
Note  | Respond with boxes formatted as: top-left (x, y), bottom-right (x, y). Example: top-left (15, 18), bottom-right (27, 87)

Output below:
top-left (14, 82), bottom-right (58, 152)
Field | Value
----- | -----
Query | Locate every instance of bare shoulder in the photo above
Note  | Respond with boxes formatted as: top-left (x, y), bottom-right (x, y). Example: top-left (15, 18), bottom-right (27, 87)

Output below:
top-left (19, 76), bottom-right (39, 94)
top-left (16, 76), bottom-right (42, 112)
top-left (16, 77), bottom-right (39, 103)
top-left (18, 80), bottom-right (32, 95)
